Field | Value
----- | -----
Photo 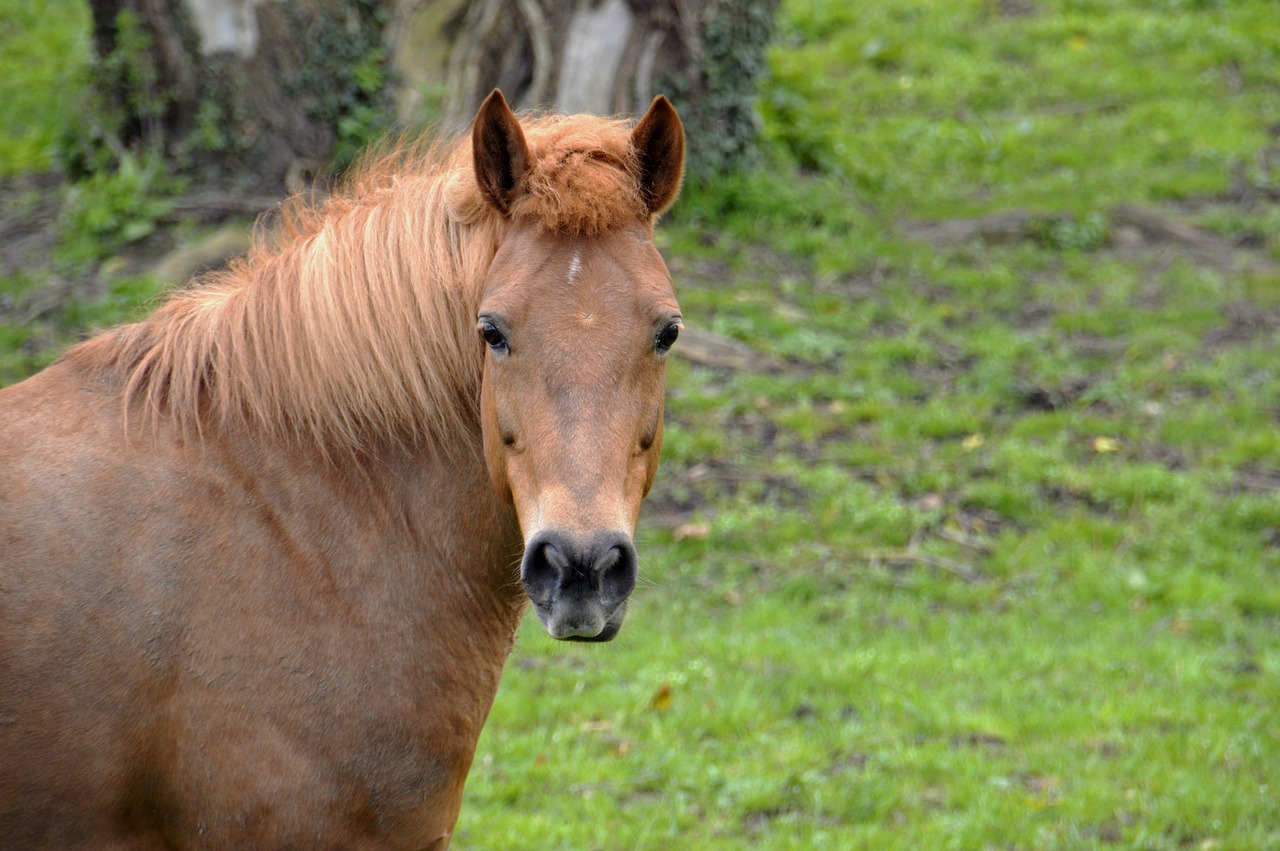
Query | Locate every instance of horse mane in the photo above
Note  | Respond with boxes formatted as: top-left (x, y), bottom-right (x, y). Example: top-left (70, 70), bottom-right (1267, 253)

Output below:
top-left (62, 113), bottom-right (650, 455)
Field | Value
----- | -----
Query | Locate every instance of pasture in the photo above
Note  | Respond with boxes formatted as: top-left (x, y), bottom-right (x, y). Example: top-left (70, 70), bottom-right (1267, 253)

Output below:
top-left (2, 0), bottom-right (1278, 848)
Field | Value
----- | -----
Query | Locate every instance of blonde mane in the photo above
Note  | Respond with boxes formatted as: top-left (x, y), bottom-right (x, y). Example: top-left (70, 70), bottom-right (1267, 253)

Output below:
top-left (64, 114), bottom-right (651, 455)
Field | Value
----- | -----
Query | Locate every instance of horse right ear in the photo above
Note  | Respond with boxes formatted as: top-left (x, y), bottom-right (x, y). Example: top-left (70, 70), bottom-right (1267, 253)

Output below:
top-left (631, 96), bottom-right (685, 216)
top-left (472, 90), bottom-right (529, 214)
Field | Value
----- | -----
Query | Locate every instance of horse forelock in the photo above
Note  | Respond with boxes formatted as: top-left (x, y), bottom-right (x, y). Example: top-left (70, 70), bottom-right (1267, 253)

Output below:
top-left (63, 112), bottom-right (654, 456)
top-left (509, 117), bottom-right (647, 234)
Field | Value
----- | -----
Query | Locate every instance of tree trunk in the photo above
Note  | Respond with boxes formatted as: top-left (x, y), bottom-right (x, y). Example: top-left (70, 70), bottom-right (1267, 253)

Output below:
top-left (83, 0), bottom-right (394, 188)
top-left (81, 0), bottom-right (778, 187)
top-left (393, 0), bottom-right (780, 178)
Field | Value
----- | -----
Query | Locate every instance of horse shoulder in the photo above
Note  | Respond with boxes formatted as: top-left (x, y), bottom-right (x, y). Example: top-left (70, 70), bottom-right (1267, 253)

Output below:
top-left (0, 359), bottom-right (519, 847)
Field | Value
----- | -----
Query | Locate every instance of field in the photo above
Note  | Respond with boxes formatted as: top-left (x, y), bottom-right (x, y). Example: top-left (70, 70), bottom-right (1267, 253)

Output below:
top-left (3, 0), bottom-right (1279, 848)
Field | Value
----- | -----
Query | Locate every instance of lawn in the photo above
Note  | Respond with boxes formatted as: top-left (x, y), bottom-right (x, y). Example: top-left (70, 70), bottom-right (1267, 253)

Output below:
top-left (2, 0), bottom-right (1278, 848)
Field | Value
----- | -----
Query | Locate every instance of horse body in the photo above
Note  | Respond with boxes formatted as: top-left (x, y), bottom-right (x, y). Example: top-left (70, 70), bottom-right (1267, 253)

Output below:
top-left (1, 357), bottom-right (522, 847)
top-left (0, 92), bottom-right (684, 848)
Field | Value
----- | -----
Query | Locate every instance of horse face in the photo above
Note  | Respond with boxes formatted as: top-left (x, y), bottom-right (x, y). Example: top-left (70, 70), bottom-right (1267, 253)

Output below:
top-left (471, 91), bottom-right (684, 641)
top-left (477, 224), bottom-right (679, 641)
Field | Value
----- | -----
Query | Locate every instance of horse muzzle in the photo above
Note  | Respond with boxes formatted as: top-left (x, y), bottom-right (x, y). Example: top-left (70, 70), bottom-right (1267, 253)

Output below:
top-left (520, 529), bottom-right (637, 641)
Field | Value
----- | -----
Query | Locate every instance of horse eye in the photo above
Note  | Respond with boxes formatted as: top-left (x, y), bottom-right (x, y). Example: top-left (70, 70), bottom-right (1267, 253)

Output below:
top-left (480, 322), bottom-right (508, 351)
top-left (655, 323), bottom-right (680, 352)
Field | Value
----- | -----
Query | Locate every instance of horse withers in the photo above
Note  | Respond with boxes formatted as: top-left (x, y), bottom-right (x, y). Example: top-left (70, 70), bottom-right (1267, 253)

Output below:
top-left (0, 90), bottom-right (684, 848)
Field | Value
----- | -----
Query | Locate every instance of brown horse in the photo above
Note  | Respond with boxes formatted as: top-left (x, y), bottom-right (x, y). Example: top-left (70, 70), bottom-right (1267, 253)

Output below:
top-left (0, 90), bottom-right (684, 849)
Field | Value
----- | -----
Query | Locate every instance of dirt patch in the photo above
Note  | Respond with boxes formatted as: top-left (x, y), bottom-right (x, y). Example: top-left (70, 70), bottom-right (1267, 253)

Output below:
top-left (994, 0), bottom-right (1038, 16)
top-left (1109, 204), bottom-right (1241, 260)
top-left (1018, 377), bottom-right (1092, 411)
top-left (1203, 301), bottom-right (1280, 348)
top-left (950, 731), bottom-right (1008, 751)
top-left (645, 458), bottom-right (810, 527)
top-left (1139, 441), bottom-right (1190, 472)
top-left (1232, 464), bottom-right (1280, 495)
top-left (675, 324), bottom-right (777, 372)
top-left (0, 173), bottom-right (63, 278)
top-left (0, 171), bottom-right (281, 322)
top-left (900, 203), bottom-right (1276, 273)
top-left (899, 209), bottom-right (1061, 248)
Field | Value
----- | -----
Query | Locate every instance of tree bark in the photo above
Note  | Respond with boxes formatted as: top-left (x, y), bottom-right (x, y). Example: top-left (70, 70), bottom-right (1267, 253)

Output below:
top-left (393, 0), bottom-right (780, 177)
top-left (83, 0), bottom-right (394, 188)
top-left (82, 0), bottom-right (778, 186)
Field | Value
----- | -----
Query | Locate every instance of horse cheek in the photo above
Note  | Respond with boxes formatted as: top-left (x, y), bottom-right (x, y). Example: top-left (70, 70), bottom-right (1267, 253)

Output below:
top-left (633, 370), bottom-right (667, 503)
top-left (479, 375), bottom-right (512, 504)
top-left (639, 410), bottom-right (664, 500)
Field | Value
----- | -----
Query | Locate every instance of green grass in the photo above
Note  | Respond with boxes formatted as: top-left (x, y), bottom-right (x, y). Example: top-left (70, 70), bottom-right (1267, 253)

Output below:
top-left (3, 0), bottom-right (1280, 847)
top-left (762, 0), bottom-right (1280, 217)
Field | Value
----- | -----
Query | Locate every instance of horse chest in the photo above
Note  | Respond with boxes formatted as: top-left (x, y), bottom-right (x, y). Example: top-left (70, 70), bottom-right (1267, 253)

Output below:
top-left (128, 579), bottom-right (504, 847)
top-left (164, 699), bottom-right (473, 846)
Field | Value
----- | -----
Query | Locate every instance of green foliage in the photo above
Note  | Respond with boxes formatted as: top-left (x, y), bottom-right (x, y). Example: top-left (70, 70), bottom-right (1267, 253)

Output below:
top-left (54, 9), bottom-right (170, 179)
top-left (0, 272), bottom-right (166, 386)
top-left (97, 11), bottom-right (166, 124)
top-left (56, 151), bottom-right (180, 266)
top-left (284, 0), bottom-right (397, 171)
top-left (0, 0), bottom-right (90, 174)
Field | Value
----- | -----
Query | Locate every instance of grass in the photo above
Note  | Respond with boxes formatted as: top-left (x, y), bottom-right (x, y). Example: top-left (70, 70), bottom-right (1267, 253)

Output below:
top-left (3, 0), bottom-right (1279, 848)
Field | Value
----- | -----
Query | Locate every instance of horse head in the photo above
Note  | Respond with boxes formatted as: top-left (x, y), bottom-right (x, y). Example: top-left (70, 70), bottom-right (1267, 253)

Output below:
top-left (471, 90), bottom-right (684, 641)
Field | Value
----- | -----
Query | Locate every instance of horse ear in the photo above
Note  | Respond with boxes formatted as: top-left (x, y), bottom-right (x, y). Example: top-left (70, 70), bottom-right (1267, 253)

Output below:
top-left (472, 89), bottom-right (529, 214)
top-left (631, 96), bottom-right (685, 216)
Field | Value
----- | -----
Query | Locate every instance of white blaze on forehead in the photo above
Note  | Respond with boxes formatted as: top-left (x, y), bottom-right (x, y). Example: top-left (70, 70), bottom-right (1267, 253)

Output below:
top-left (566, 250), bottom-right (583, 287)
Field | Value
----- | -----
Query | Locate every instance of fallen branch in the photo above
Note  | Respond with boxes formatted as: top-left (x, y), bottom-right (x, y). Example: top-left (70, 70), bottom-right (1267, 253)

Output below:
top-left (162, 192), bottom-right (283, 224)
top-left (899, 204), bottom-right (1249, 260)
top-left (675, 324), bottom-right (774, 371)
top-left (864, 548), bottom-right (980, 583)
top-left (986, 96), bottom-right (1131, 123)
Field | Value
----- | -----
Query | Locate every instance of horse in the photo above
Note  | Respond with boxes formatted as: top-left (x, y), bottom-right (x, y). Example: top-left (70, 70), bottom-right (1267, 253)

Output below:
top-left (0, 89), bottom-right (684, 849)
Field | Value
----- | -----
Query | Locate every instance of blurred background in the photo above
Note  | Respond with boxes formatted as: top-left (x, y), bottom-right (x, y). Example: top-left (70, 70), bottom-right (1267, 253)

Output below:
top-left (1, 0), bottom-right (1277, 847)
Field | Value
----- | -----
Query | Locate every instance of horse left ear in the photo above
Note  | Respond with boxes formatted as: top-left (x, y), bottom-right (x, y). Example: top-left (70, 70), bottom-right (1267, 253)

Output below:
top-left (631, 96), bottom-right (685, 216)
top-left (472, 89), bottom-right (530, 214)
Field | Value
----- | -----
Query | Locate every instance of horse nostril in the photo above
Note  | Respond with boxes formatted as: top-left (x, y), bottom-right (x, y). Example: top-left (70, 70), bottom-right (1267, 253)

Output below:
top-left (596, 538), bottom-right (637, 604)
top-left (542, 542), bottom-right (569, 572)
top-left (521, 534), bottom-right (566, 605)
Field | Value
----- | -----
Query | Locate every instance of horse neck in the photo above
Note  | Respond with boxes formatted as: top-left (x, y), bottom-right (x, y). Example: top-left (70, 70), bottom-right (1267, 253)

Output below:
top-left (364, 440), bottom-right (527, 648)
top-left (223, 430), bottom-right (526, 681)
